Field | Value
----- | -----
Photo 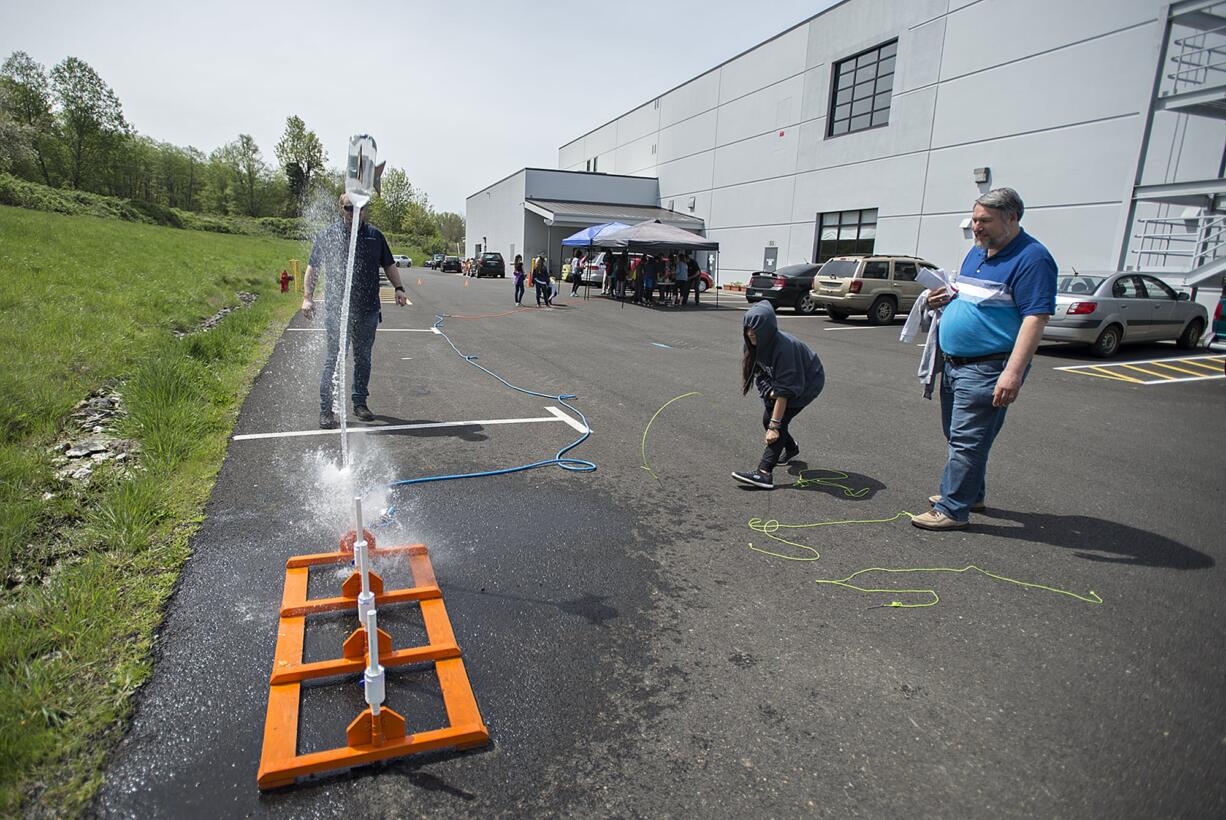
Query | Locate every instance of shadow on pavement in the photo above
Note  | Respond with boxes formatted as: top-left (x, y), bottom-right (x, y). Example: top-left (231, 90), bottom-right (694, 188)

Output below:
top-left (1035, 341), bottom-right (1187, 363)
top-left (784, 462), bottom-right (886, 500)
top-left (356, 416), bottom-right (489, 442)
top-left (974, 507), bottom-right (1214, 569)
top-left (447, 585), bottom-right (620, 627)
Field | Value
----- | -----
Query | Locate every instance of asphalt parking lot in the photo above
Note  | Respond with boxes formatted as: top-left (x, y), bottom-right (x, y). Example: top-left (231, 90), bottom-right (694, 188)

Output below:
top-left (97, 269), bottom-right (1226, 818)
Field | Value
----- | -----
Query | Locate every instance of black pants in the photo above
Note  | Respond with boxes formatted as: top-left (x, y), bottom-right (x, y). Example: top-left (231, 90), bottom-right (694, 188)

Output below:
top-left (514, 278), bottom-right (525, 304)
top-left (678, 279), bottom-right (691, 305)
top-left (758, 402), bottom-right (804, 472)
top-left (536, 280), bottom-right (551, 305)
top-left (571, 274), bottom-right (581, 295)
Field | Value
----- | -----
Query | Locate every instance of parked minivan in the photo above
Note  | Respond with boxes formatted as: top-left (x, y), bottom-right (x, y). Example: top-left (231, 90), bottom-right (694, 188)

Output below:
top-left (811, 255), bottom-right (938, 324)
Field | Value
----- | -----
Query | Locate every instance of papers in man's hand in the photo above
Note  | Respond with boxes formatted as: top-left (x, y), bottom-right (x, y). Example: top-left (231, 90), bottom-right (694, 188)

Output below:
top-left (917, 267), bottom-right (952, 291)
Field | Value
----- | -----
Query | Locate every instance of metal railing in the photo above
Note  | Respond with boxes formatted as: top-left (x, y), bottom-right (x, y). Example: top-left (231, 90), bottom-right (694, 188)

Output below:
top-left (1131, 213), bottom-right (1226, 269)
top-left (1167, 11), bottom-right (1226, 94)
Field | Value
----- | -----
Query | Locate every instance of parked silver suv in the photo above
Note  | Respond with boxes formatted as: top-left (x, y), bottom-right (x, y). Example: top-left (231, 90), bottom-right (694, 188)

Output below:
top-left (811, 255), bottom-right (938, 324)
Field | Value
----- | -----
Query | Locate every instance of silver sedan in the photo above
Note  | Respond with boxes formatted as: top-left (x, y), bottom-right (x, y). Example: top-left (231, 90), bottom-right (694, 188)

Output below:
top-left (1043, 272), bottom-right (1208, 357)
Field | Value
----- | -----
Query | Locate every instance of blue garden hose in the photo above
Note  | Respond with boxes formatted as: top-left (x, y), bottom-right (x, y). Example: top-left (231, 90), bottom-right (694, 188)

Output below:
top-left (366, 314), bottom-right (595, 516)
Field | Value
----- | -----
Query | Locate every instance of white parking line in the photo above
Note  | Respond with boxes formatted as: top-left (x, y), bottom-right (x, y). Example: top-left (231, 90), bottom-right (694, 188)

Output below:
top-left (545, 405), bottom-right (589, 433)
top-left (1052, 353), bottom-right (1224, 370)
top-left (824, 325), bottom-right (882, 331)
top-left (286, 327), bottom-right (441, 333)
top-left (232, 410), bottom-right (580, 442)
top-left (1053, 354), bottom-right (1224, 385)
top-left (1144, 373), bottom-right (1225, 385)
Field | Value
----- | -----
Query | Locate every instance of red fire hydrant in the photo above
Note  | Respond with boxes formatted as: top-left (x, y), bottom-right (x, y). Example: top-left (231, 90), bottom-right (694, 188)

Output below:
top-left (279, 270), bottom-right (292, 293)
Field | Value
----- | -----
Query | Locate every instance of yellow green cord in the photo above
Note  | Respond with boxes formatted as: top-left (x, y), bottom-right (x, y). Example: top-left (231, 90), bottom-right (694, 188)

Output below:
top-left (641, 391), bottom-right (702, 485)
top-left (814, 565), bottom-right (1103, 609)
top-left (747, 512), bottom-right (916, 560)
top-left (791, 468), bottom-right (870, 497)
top-left (745, 508), bottom-right (1104, 609)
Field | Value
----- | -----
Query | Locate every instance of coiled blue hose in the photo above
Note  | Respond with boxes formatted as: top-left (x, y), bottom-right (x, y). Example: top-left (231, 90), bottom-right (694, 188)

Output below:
top-left (366, 313), bottom-right (596, 514)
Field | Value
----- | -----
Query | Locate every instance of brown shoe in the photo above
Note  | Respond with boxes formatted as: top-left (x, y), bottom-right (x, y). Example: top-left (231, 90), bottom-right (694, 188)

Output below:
top-left (928, 494), bottom-right (986, 513)
top-left (911, 509), bottom-right (967, 530)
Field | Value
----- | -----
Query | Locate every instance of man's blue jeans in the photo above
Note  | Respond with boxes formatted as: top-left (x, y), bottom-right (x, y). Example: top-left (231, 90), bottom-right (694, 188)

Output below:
top-left (320, 307), bottom-right (381, 413)
top-left (936, 358), bottom-right (1026, 522)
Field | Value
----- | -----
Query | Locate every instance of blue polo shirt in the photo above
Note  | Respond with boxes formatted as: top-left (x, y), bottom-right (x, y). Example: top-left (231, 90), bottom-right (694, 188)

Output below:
top-left (309, 220), bottom-right (394, 315)
top-left (940, 229), bottom-right (1057, 358)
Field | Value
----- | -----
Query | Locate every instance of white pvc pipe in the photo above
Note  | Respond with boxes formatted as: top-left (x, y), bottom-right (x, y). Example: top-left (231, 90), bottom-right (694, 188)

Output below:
top-left (354, 496), bottom-right (373, 624)
top-left (364, 607), bottom-right (385, 715)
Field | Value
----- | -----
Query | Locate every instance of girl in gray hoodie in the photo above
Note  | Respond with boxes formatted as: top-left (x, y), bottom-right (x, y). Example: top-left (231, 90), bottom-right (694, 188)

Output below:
top-left (733, 302), bottom-right (825, 489)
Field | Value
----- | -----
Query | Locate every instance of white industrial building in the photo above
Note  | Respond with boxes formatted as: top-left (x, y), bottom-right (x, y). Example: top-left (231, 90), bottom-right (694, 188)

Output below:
top-left (469, 0), bottom-right (1226, 297)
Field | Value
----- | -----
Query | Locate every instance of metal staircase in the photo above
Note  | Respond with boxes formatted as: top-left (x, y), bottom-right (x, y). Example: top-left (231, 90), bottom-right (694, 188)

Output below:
top-left (1121, 0), bottom-right (1226, 289)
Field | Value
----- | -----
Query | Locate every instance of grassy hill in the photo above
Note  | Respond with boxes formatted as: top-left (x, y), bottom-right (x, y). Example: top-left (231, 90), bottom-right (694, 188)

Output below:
top-left (0, 205), bottom-right (304, 815)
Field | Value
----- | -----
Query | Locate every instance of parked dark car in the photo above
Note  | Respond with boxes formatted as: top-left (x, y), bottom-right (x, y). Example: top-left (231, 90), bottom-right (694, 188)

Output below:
top-left (474, 252), bottom-right (505, 278)
top-left (745, 263), bottom-right (823, 314)
top-left (441, 256), bottom-right (462, 272)
top-left (425, 253), bottom-right (445, 269)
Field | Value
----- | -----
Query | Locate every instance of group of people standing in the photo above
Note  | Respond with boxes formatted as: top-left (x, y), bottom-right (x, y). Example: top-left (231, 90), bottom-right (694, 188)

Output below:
top-left (511, 249), bottom-right (707, 308)
top-left (567, 249), bottom-right (703, 306)
top-left (512, 253), bottom-right (556, 307)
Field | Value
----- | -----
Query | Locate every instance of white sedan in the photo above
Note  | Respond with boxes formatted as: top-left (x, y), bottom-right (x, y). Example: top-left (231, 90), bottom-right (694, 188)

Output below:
top-left (1044, 272), bottom-right (1208, 357)
top-left (393, 255), bottom-right (412, 268)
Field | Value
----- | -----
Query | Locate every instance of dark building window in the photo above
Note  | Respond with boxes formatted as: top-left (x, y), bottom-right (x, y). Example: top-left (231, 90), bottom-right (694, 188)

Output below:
top-left (828, 40), bottom-right (896, 137)
top-left (814, 209), bottom-right (877, 263)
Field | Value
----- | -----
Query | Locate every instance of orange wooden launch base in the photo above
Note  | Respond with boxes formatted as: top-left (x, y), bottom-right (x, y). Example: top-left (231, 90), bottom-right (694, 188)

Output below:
top-left (257, 533), bottom-right (489, 789)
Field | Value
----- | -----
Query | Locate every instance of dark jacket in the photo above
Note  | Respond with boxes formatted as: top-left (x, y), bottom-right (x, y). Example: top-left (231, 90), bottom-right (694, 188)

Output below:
top-left (309, 220), bottom-right (394, 314)
top-left (533, 258), bottom-right (551, 283)
top-left (744, 302), bottom-right (824, 408)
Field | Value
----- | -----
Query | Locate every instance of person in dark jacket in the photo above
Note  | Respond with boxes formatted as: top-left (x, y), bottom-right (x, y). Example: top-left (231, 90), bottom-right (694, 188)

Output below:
top-left (733, 302), bottom-right (825, 489)
top-left (533, 253), bottom-right (552, 306)
top-left (512, 254), bottom-right (526, 305)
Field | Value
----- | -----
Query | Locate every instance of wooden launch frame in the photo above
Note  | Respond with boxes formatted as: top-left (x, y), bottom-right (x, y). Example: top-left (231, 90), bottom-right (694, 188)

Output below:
top-left (257, 540), bottom-right (488, 789)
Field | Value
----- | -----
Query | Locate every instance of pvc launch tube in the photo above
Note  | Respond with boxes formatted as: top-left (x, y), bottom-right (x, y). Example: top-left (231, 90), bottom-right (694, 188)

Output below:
top-left (364, 608), bottom-right (385, 715)
top-left (354, 497), bottom-right (374, 625)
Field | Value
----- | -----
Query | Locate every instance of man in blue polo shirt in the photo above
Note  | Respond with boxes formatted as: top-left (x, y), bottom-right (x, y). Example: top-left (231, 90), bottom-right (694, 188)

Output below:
top-left (912, 187), bottom-right (1056, 530)
top-left (302, 193), bottom-right (408, 429)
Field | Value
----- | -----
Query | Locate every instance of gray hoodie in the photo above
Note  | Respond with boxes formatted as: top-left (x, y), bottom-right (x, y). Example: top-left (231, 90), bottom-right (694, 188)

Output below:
top-left (744, 302), bottom-right (824, 408)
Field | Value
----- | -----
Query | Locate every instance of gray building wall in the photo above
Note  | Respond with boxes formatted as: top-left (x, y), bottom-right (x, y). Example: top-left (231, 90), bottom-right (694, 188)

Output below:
top-left (465, 169), bottom-right (526, 266)
top-left (466, 168), bottom-right (662, 269)
top-left (558, 0), bottom-right (1226, 279)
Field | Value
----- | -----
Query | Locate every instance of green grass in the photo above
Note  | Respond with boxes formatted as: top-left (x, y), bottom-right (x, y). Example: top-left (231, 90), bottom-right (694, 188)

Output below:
top-left (0, 204), bottom-right (303, 815)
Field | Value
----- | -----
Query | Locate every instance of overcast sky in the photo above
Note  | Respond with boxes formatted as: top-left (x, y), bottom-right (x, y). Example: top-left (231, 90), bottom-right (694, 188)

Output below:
top-left (1, 0), bottom-right (838, 213)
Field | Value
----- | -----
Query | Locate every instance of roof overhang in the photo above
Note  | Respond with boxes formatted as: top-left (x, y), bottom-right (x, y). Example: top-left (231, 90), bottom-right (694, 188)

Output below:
top-left (525, 199), bottom-right (705, 230)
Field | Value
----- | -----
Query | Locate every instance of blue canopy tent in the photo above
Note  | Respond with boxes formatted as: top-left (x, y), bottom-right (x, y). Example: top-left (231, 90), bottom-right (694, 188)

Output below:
top-left (587, 219), bottom-right (723, 308)
top-left (561, 221), bottom-right (630, 300)
top-left (560, 221), bottom-right (631, 246)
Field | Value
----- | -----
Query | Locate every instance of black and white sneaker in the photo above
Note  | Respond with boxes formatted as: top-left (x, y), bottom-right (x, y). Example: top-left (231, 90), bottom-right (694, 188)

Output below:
top-left (353, 404), bottom-right (375, 422)
top-left (319, 411), bottom-right (337, 429)
top-left (780, 445), bottom-right (800, 465)
top-left (732, 470), bottom-right (774, 489)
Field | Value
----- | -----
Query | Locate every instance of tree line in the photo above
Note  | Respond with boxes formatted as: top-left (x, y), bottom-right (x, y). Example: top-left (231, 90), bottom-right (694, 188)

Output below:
top-left (0, 51), bottom-right (464, 252)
